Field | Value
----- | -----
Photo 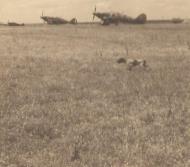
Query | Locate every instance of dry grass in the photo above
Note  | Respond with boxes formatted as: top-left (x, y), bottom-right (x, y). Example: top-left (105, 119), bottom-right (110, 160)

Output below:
top-left (0, 24), bottom-right (190, 167)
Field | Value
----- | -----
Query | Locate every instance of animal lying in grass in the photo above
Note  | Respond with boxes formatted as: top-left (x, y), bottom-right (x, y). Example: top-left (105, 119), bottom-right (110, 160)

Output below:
top-left (117, 58), bottom-right (148, 70)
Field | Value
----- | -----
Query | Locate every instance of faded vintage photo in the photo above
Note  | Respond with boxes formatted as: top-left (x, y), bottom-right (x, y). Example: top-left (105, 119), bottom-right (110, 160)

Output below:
top-left (0, 0), bottom-right (190, 167)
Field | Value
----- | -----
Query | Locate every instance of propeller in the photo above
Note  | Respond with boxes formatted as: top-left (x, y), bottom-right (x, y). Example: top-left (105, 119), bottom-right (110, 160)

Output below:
top-left (41, 10), bottom-right (46, 24)
top-left (94, 6), bottom-right (97, 13)
top-left (92, 6), bottom-right (97, 21)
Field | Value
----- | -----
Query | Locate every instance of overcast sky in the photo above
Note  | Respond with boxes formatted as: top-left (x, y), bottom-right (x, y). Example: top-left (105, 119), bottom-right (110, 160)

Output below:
top-left (0, 0), bottom-right (189, 23)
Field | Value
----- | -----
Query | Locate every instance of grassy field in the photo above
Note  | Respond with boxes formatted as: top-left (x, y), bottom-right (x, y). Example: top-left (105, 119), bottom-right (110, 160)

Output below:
top-left (0, 24), bottom-right (190, 167)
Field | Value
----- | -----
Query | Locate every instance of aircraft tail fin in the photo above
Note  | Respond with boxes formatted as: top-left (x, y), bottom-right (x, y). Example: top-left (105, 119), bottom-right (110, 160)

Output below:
top-left (135, 13), bottom-right (147, 23)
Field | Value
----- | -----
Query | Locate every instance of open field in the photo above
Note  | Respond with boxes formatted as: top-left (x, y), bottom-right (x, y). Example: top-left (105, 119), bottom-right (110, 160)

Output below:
top-left (0, 24), bottom-right (190, 167)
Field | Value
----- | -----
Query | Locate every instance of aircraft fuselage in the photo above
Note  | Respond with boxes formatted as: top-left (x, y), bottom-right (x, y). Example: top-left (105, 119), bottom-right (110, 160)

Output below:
top-left (93, 12), bottom-right (147, 25)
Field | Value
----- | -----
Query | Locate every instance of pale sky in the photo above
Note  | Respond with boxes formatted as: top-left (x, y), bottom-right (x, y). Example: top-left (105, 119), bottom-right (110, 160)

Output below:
top-left (0, 0), bottom-right (190, 23)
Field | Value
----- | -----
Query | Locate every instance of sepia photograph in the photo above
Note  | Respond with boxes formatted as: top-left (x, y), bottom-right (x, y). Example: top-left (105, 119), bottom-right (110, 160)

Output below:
top-left (0, 0), bottom-right (190, 166)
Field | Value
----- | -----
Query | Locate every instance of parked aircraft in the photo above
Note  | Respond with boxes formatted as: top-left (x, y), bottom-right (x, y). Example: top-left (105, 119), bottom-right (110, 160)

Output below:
top-left (8, 22), bottom-right (24, 26)
top-left (92, 7), bottom-right (147, 25)
top-left (41, 12), bottom-right (77, 25)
